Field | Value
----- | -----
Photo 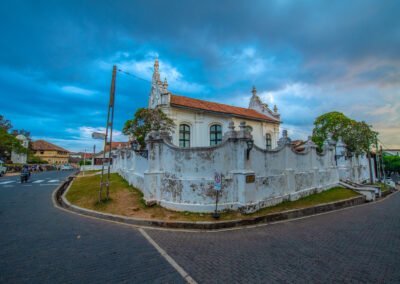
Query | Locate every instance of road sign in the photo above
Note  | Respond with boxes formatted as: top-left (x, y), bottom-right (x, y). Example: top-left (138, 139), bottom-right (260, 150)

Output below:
top-left (92, 132), bottom-right (106, 140)
top-left (214, 172), bottom-right (222, 191)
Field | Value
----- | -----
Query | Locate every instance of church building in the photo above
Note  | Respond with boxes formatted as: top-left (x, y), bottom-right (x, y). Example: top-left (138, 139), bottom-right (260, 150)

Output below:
top-left (148, 59), bottom-right (281, 149)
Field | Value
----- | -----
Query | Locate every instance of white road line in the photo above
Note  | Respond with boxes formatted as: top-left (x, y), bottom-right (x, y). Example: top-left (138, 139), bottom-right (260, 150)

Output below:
top-left (0, 181), bottom-right (15, 185)
top-left (138, 228), bottom-right (197, 284)
top-left (32, 180), bottom-right (44, 183)
top-left (4, 185), bottom-right (14, 188)
top-left (48, 180), bottom-right (59, 183)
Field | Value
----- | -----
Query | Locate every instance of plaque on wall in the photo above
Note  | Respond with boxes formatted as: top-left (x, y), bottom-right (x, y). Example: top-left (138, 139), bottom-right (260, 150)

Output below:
top-left (246, 175), bottom-right (255, 183)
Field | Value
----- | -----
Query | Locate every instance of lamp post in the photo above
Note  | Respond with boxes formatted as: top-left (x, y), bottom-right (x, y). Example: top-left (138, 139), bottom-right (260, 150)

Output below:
top-left (246, 139), bottom-right (254, 159)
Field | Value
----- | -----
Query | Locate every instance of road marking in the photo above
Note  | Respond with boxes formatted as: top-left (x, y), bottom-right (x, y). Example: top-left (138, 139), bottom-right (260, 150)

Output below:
top-left (138, 228), bottom-right (197, 284)
top-left (22, 184), bottom-right (32, 187)
top-left (48, 180), bottom-right (59, 183)
top-left (4, 185), bottom-right (14, 188)
top-left (40, 184), bottom-right (60, 186)
top-left (32, 180), bottom-right (44, 183)
top-left (0, 181), bottom-right (14, 185)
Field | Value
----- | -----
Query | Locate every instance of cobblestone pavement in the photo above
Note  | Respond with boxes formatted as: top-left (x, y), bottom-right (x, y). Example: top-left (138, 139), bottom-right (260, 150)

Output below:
top-left (0, 171), bottom-right (185, 283)
top-left (2, 171), bottom-right (399, 283)
top-left (147, 192), bottom-right (400, 283)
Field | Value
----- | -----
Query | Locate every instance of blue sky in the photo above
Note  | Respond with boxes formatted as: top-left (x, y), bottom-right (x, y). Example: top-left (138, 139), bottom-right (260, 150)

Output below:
top-left (0, 0), bottom-right (399, 152)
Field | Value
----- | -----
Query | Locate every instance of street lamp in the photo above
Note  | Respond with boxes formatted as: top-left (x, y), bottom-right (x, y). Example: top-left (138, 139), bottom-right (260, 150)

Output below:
top-left (247, 140), bottom-right (254, 159)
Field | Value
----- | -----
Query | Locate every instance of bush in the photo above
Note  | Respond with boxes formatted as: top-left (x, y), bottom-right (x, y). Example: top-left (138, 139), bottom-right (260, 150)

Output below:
top-left (79, 160), bottom-right (91, 166)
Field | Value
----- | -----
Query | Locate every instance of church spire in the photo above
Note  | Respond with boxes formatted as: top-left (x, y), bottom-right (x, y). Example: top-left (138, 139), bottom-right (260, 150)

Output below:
top-left (152, 58), bottom-right (160, 83)
top-left (252, 85), bottom-right (257, 96)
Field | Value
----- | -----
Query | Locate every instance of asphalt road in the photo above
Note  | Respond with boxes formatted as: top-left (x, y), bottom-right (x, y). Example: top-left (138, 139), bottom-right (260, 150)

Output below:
top-left (1, 171), bottom-right (400, 283)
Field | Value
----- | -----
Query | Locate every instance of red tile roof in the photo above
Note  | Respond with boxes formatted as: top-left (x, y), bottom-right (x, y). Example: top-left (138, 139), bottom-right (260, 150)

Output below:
top-left (105, 142), bottom-right (128, 151)
top-left (170, 94), bottom-right (280, 123)
top-left (31, 140), bottom-right (69, 153)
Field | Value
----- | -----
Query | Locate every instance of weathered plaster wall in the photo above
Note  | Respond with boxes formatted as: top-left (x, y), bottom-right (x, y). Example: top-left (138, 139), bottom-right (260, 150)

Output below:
top-left (335, 137), bottom-right (375, 183)
top-left (112, 122), bottom-right (367, 213)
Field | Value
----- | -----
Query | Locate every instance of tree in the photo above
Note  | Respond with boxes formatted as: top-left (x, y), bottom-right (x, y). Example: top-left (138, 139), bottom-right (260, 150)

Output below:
top-left (11, 129), bottom-right (31, 138)
top-left (122, 108), bottom-right (175, 149)
top-left (0, 115), bottom-right (30, 161)
top-left (312, 111), bottom-right (377, 155)
top-left (383, 155), bottom-right (400, 174)
top-left (0, 115), bottom-right (12, 131)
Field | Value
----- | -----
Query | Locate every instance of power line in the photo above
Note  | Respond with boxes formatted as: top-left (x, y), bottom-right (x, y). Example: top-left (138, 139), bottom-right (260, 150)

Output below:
top-left (117, 68), bottom-right (181, 95)
top-left (117, 69), bottom-right (152, 84)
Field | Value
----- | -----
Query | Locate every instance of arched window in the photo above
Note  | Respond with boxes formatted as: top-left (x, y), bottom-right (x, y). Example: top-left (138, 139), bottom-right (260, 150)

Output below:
top-left (210, 124), bottom-right (222, 146)
top-left (266, 134), bottom-right (272, 150)
top-left (179, 124), bottom-right (190, 148)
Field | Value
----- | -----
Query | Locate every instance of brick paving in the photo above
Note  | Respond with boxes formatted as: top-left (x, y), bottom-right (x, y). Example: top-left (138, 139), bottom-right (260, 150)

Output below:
top-left (147, 192), bottom-right (400, 283)
top-left (0, 171), bottom-right (185, 283)
top-left (2, 170), bottom-right (399, 283)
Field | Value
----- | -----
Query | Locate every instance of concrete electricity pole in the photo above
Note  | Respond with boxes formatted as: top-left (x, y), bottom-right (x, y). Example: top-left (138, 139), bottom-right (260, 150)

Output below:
top-left (99, 65), bottom-right (116, 202)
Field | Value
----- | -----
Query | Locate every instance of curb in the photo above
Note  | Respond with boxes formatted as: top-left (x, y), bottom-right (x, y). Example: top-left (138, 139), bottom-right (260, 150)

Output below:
top-left (53, 177), bottom-right (391, 230)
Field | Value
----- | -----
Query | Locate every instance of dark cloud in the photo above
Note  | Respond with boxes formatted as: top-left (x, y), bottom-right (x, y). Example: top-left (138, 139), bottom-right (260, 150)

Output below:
top-left (0, 0), bottom-right (399, 150)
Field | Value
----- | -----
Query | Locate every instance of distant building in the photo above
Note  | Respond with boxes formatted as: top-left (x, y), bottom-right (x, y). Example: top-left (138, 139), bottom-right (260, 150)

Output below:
top-left (92, 142), bottom-right (129, 165)
top-left (11, 134), bottom-right (29, 164)
top-left (383, 149), bottom-right (400, 156)
top-left (31, 140), bottom-right (69, 165)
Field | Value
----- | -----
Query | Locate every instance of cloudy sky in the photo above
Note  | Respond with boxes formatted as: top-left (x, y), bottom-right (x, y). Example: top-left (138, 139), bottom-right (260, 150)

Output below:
top-left (0, 0), bottom-right (399, 152)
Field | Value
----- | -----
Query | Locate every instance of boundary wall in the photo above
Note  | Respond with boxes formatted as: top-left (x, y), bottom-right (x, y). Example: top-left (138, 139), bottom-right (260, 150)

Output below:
top-left (112, 121), bottom-right (373, 213)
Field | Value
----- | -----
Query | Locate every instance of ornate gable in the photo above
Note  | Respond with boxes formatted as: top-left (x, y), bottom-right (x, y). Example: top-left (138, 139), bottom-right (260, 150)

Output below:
top-left (248, 86), bottom-right (280, 121)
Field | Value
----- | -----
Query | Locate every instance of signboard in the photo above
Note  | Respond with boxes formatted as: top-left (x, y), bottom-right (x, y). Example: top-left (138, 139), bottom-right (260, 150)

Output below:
top-left (246, 174), bottom-right (255, 183)
top-left (214, 172), bottom-right (222, 191)
top-left (92, 132), bottom-right (106, 140)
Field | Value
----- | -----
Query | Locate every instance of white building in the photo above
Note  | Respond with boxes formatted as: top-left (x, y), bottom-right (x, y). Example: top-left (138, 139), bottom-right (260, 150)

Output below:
top-left (11, 134), bottom-right (28, 164)
top-left (148, 59), bottom-right (281, 149)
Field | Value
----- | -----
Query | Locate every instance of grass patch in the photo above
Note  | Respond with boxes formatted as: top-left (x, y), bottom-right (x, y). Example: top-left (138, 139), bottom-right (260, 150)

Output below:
top-left (374, 182), bottom-right (389, 191)
top-left (78, 170), bottom-right (101, 176)
top-left (66, 174), bottom-right (361, 222)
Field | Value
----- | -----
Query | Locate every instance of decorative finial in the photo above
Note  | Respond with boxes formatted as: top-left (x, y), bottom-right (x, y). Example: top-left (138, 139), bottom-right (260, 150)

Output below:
top-left (282, 130), bottom-right (288, 138)
top-left (252, 86), bottom-right (257, 96)
top-left (274, 105), bottom-right (278, 113)
top-left (154, 58), bottom-right (159, 72)
top-left (163, 77), bottom-right (168, 87)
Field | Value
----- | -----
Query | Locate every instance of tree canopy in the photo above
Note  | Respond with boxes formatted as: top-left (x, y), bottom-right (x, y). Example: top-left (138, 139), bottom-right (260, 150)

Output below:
top-left (122, 108), bottom-right (175, 150)
top-left (0, 115), bottom-right (30, 161)
top-left (312, 111), bottom-right (377, 154)
top-left (383, 155), bottom-right (400, 174)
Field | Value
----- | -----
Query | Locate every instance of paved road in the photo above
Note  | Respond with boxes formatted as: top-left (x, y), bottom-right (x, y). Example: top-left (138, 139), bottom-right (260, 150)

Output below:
top-left (0, 171), bottom-right (185, 283)
top-left (1, 171), bottom-right (400, 283)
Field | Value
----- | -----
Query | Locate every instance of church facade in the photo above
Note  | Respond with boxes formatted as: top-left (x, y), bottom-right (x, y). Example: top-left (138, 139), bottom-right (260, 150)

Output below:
top-left (147, 59), bottom-right (281, 149)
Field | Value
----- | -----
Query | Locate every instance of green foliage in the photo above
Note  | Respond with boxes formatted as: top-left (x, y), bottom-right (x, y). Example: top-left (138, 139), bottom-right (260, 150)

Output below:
top-left (312, 111), bottom-right (377, 155)
top-left (0, 115), bottom-right (31, 160)
top-left (122, 108), bottom-right (175, 149)
top-left (28, 156), bottom-right (48, 164)
top-left (383, 155), bottom-right (400, 173)
top-left (79, 160), bottom-right (92, 166)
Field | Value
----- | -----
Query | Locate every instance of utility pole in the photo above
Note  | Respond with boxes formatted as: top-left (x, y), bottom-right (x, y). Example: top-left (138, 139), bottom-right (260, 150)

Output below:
top-left (99, 65), bottom-right (116, 202)
top-left (375, 137), bottom-right (381, 180)
top-left (83, 148), bottom-right (86, 176)
top-left (381, 145), bottom-right (386, 186)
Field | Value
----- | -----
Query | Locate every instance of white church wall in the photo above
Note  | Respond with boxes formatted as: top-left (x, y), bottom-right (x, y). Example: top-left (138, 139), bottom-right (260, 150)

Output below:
top-left (163, 106), bottom-right (279, 150)
top-left (113, 122), bottom-right (348, 213)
